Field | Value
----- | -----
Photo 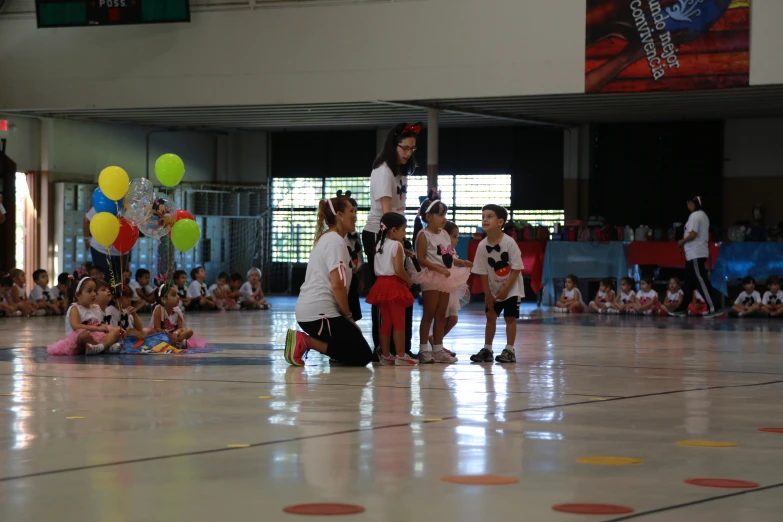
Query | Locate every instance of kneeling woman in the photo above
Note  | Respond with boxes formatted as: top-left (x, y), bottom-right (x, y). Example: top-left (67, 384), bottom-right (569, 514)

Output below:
top-left (285, 195), bottom-right (373, 367)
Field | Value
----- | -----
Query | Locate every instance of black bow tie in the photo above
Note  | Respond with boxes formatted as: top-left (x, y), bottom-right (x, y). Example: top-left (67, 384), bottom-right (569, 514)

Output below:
top-left (486, 244), bottom-right (501, 253)
top-left (397, 184), bottom-right (407, 195)
top-left (347, 232), bottom-right (358, 240)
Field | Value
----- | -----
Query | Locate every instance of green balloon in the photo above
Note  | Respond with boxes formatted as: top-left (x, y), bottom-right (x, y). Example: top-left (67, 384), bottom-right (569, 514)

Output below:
top-left (155, 153), bottom-right (185, 187)
top-left (171, 218), bottom-right (201, 251)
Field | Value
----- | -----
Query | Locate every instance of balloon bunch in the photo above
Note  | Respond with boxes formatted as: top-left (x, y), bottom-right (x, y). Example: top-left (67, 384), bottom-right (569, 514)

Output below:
top-left (88, 154), bottom-right (201, 253)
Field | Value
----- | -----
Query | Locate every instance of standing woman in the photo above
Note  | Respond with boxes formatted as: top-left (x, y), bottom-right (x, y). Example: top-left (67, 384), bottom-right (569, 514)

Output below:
top-left (362, 123), bottom-right (420, 356)
top-left (678, 195), bottom-right (720, 316)
top-left (285, 194), bottom-right (373, 367)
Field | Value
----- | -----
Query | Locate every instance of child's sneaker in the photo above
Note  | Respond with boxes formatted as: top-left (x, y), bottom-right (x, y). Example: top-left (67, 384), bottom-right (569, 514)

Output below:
top-left (34, 309), bottom-right (47, 316)
top-left (418, 350), bottom-right (434, 364)
top-left (432, 350), bottom-right (457, 363)
top-left (495, 348), bottom-right (516, 363)
top-left (470, 348), bottom-right (494, 363)
top-left (606, 308), bottom-right (620, 314)
top-left (85, 343), bottom-right (105, 355)
top-left (395, 354), bottom-right (417, 366)
top-left (379, 354), bottom-right (396, 366)
top-left (107, 343), bottom-right (122, 354)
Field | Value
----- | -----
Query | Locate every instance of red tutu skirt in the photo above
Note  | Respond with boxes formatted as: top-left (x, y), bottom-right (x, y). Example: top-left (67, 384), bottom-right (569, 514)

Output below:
top-left (411, 266), bottom-right (471, 293)
top-left (366, 275), bottom-right (414, 307)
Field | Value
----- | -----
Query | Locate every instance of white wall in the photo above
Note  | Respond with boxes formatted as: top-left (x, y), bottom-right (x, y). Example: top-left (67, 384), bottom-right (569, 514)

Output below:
top-left (1, 116), bottom-right (41, 172)
top-left (750, 0), bottom-right (783, 86)
top-left (0, 0), bottom-right (585, 110)
top-left (724, 119), bottom-right (783, 178)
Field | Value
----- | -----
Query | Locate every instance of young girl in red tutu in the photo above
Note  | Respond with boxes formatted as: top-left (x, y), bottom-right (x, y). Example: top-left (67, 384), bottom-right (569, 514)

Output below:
top-left (47, 276), bottom-right (123, 355)
top-left (412, 198), bottom-right (471, 364)
top-left (149, 285), bottom-right (208, 349)
top-left (365, 212), bottom-right (416, 366)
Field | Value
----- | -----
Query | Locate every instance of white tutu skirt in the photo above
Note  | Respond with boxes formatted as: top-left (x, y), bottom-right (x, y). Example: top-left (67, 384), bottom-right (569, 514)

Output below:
top-left (411, 266), bottom-right (471, 293)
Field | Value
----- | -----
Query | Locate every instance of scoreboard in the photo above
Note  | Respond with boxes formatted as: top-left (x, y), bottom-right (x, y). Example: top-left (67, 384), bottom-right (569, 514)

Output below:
top-left (36, 0), bottom-right (190, 28)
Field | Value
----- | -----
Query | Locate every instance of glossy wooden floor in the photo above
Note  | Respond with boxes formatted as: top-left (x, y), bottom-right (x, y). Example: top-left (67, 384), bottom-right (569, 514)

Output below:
top-left (1, 298), bottom-right (782, 521)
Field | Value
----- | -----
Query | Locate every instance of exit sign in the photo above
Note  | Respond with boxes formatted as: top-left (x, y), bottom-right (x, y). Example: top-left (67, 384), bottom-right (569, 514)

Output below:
top-left (36, 0), bottom-right (190, 28)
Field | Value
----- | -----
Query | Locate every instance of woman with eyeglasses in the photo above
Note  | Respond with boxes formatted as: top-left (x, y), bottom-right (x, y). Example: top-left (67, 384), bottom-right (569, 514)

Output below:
top-left (363, 123), bottom-right (421, 359)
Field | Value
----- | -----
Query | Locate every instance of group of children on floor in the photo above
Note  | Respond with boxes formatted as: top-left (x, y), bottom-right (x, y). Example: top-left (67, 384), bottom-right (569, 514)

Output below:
top-left (554, 274), bottom-right (783, 317)
top-left (0, 264), bottom-right (269, 318)
top-left (364, 201), bottom-right (524, 366)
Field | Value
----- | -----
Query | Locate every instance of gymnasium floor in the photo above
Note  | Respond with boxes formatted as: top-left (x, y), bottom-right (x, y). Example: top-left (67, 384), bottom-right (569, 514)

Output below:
top-left (0, 298), bottom-right (781, 521)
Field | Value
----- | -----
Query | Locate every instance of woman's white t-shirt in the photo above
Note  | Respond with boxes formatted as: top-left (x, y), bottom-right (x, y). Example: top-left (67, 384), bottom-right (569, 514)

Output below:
top-left (683, 210), bottom-right (710, 261)
top-left (374, 239), bottom-right (401, 277)
top-left (295, 232), bottom-right (353, 322)
top-left (364, 163), bottom-right (407, 234)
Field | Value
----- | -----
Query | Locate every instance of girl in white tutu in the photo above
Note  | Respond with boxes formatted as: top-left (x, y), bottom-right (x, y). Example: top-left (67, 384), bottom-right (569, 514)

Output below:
top-left (46, 276), bottom-right (123, 356)
top-left (431, 221), bottom-right (472, 355)
top-left (412, 198), bottom-right (470, 363)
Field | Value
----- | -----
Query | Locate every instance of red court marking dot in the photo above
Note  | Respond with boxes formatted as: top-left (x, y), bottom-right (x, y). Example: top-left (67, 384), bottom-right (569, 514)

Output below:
top-left (552, 503), bottom-right (634, 515)
top-left (283, 503), bottom-right (365, 516)
top-left (758, 427), bottom-right (783, 433)
top-left (685, 478), bottom-right (759, 489)
top-left (441, 474), bottom-right (519, 485)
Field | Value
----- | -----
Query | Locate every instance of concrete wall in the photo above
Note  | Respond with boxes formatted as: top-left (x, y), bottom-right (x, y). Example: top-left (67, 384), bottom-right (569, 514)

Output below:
top-left (0, 0), bottom-right (585, 110)
top-left (723, 118), bottom-right (783, 227)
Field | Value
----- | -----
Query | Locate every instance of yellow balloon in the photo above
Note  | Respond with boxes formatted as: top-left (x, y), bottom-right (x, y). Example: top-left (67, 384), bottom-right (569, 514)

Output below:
top-left (90, 212), bottom-right (121, 247)
top-left (98, 166), bottom-right (129, 201)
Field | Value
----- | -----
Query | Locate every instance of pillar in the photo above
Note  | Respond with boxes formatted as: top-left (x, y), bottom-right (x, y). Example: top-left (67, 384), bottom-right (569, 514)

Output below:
top-left (563, 124), bottom-right (591, 221)
top-left (427, 108), bottom-right (439, 193)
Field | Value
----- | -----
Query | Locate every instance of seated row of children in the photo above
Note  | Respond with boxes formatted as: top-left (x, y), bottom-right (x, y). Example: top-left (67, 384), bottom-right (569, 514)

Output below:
top-left (554, 274), bottom-right (783, 317)
top-left (0, 265), bottom-right (268, 317)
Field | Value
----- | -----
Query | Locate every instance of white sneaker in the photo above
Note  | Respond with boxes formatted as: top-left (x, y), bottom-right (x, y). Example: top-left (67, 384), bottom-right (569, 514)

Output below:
top-left (107, 343), bottom-right (122, 354)
top-left (85, 343), bottom-right (105, 355)
top-left (378, 354), bottom-right (396, 366)
top-left (432, 349), bottom-right (457, 364)
top-left (34, 309), bottom-right (47, 316)
top-left (13, 311), bottom-right (22, 317)
top-left (606, 308), bottom-right (619, 314)
top-left (395, 354), bottom-right (417, 366)
top-left (418, 350), bottom-right (434, 364)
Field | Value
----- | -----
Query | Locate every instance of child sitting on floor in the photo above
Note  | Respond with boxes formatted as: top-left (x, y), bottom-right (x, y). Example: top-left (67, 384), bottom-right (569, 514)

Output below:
top-left (610, 277), bottom-right (636, 314)
top-left (554, 274), bottom-right (585, 313)
top-left (107, 286), bottom-right (145, 339)
top-left (659, 277), bottom-right (684, 315)
top-left (589, 278), bottom-right (615, 314)
top-left (173, 270), bottom-right (193, 310)
top-left (187, 267), bottom-right (217, 311)
top-left (210, 272), bottom-right (239, 310)
top-left (29, 269), bottom-right (62, 315)
top-left (149, 285), bottom-right (207, 348)
top-left (0, 277), bottom-right (22, 317)
top-left (631, 276), bottom-right (658, 315)
top-left (130, 269), bottom-right (156, 312)
top-left (240, 268), bottom-right (269, 309)
top-left (761, 275), bottom-right (783, 318)
top-left (687, 290), bottom-right (708, 316)
top-left (730, 276), bottom-right (762, 318)
top-left (46, 277), bottom-right (123, 355)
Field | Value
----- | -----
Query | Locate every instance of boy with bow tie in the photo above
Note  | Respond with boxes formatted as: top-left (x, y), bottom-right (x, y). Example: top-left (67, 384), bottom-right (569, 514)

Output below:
top-left (470, 204), bottom-right (524, 364)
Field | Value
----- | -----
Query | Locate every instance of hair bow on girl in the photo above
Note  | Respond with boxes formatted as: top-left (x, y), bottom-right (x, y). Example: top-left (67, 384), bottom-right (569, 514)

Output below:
top-left (379, 223), bottom-right (387, 232)
top-left (400, 123), bottom-right (422, 136)
top-left (336, 190), bottom-right (352, 198)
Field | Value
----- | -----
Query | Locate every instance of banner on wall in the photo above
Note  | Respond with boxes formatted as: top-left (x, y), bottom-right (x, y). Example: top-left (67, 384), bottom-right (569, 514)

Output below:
top-left (586, 0), bottom-right (750, 93)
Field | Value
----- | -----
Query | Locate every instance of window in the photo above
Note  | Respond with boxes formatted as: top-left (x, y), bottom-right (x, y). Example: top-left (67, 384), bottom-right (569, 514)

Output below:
top-left (272, 175), bottom-right (563, 263)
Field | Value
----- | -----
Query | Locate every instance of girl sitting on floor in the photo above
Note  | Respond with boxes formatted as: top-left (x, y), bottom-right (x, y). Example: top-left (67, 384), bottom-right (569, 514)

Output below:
top-left (47, 277), bottom-right (123, 355)
top-left (659, 277), bottom-right (684, 315)
top-left (609, 277), bottom-right (636, 314)
top-left (149, 285), bottom-right (207, 348)
top-left (588, 278), bottom-right (615, 314)
top-left (554, 274), bottom-right (585, 313)
top-left (107, 286), bottom-right (145, 339)
top-left (630, 276), bottom-right (659, 315)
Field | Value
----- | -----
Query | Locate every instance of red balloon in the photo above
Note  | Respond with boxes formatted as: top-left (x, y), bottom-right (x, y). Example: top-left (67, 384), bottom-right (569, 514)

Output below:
top-left (113, 218), bottom-right (139, 253)
top-left (175, 209), bottom-right (194, 222)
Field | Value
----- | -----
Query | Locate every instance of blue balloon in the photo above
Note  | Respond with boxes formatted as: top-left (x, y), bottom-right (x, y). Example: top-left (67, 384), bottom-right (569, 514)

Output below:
top-left (92, 187), bottom-right (123, 215)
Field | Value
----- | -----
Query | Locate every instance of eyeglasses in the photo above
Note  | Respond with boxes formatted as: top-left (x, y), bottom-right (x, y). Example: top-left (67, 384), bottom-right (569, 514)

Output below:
top-left (397, 145), bottom-right (417, 154)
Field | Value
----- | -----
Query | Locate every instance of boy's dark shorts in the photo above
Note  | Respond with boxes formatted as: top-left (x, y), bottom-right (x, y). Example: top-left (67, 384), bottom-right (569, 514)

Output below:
top-left (486, 297), bottom-right (520, 319)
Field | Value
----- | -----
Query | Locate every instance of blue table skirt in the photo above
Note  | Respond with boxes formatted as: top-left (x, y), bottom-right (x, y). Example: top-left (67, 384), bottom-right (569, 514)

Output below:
top-left (542, 242), bottom-right (629, 303)
top-left (711, 242), bottom-right (783, 295)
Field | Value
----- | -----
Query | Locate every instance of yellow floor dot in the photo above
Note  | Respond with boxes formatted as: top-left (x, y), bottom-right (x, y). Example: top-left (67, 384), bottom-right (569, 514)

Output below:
top-left (577, 456), bottom-right (643, 465)
top-left (0, 393), bottom-right (13, 397)
top-left (227, 444), bottom-right (251, 448)
top-left (66, 416), bottom-right (85, 420)
top-left (677, 440), bottom-right (738, 448)
top-left (589, 398), bottom-right (608, 401)
top-left (258, 396), bottom-right (273, 399)
top-left (151, 380), bottom-right (165, 382)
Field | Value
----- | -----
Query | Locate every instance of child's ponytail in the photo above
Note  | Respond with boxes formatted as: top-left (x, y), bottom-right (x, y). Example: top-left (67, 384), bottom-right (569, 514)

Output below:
top-left (377, 223), bottom-right (389, 254)
top-left (314, 197), bottom-right (345, 245)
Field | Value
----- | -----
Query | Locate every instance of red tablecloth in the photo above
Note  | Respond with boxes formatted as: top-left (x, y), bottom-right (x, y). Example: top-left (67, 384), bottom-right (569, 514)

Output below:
top-left (467, 239), bottom-right (546, 295)
top-left (627, 241), bottom-right (721, 269)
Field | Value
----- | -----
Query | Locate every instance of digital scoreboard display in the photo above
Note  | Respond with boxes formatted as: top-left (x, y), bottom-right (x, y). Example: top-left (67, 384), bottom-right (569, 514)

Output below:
top-left (36, 0), bottom-right (190, 28)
